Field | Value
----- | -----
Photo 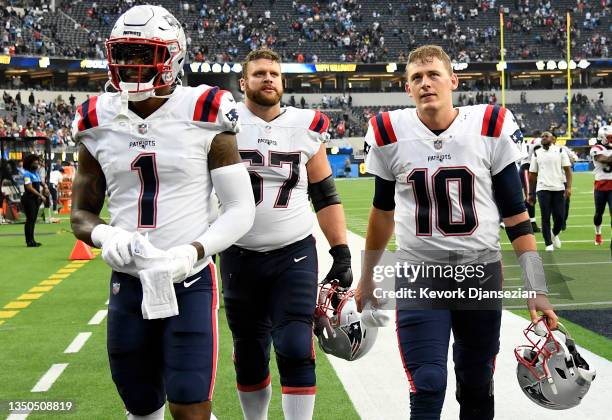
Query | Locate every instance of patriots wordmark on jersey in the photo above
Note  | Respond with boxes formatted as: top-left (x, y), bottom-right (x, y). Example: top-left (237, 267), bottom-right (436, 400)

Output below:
top-left (72, 84), bottom-right (239, 255)
top-left (235, 103), bottom-right (329, 251)
top-left (590, 144), bottom-right (612, 190)
top-left (365, 104), bottom-right (524, 254)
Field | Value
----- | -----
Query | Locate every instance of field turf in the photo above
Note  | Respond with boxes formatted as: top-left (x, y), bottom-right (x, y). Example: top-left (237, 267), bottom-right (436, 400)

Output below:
top-left (0, 171), bottom-right (610, 418)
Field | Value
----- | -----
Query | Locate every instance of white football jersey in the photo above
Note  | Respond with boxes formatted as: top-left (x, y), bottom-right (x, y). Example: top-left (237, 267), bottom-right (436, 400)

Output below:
top-left (235, 102), bottom-right (327, 251)
top-left (365, 105), bottom-right (523, 259)
top-left (590, 144), bottom-right (612, 190)
top-left (72, 85), bottom-right (239, 267)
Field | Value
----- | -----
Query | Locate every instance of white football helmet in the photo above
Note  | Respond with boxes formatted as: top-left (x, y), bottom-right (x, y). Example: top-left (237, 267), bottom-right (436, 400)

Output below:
top-left (314, 283), bottom-right (382, 361)
top-left (597, 125), bottom-right (611, 145)
top-left (106, 5), bottom-right (186, 101)
top-left (515, 318), bottom-right (596, 410)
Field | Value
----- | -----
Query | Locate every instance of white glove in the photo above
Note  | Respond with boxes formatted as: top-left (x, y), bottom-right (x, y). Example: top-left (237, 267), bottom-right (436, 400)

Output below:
top-left (91, 224), bottom-right (135, 270)
top-left (361, 301), bottom-right (391, 328)
top-left (166, 244), bottom-right (199, 284)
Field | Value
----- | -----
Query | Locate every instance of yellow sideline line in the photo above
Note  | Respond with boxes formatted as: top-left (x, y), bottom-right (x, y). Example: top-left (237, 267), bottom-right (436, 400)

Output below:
top-left (0, 256), bottom-right (96, 327)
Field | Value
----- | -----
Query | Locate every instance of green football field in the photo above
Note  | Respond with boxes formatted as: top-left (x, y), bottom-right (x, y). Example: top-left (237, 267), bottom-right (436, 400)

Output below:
top-left (0, 172), bottom-right (610, 419)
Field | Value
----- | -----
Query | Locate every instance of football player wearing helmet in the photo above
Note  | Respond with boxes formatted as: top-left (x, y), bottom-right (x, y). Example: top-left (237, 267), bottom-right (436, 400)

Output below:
top-left (590, 125), bottom-right (612, 249)
top-left (515, 318), bottom-right (596, 409)
top-left (70, 5), bottom-right (255, 420)
top-left (219, 48), bottom-right (352, 420)
top-left (356, 45), bottom-right (557, 420)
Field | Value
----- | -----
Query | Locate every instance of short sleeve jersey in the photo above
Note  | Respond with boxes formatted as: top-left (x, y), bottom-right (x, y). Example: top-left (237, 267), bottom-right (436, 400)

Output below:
top-left (365, 104), bottom-right (523, 254)
top-left (235, 103), bottom-right (327, 251)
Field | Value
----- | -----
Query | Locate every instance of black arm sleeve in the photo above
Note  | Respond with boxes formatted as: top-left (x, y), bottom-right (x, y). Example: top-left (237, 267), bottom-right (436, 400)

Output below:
top-left (373, 175), bottom-right (396, 211)
top-left (492, 162), bottom-right (527, 218)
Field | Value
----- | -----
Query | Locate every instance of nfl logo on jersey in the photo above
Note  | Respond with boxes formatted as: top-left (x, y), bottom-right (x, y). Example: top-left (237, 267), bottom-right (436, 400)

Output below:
top-left (112, 282), bottom-right (121, 295)
top-left (434, 139), bottom-right (443, 150)
top-left (138, 123), bottom-right (148, 135)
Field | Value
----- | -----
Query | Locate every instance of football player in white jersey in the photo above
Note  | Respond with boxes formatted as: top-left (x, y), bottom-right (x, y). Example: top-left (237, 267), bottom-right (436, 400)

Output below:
top-left (355, 45), bottom-right (557, 420)
top-left (555, 138), bottom-right (578, 230)
top-left (518, 137), bottom-right (541, 232)
top-left (590, 125), bottom-right (612, 248)
top-left (70, 6), bottom-right (255, 420)
top-left (219, 48), bottom-right (352, 420)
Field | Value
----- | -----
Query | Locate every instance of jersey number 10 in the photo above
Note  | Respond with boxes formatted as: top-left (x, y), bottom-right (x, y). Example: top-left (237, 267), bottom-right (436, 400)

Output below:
top-left (408, 167), bottom-right (478, 236)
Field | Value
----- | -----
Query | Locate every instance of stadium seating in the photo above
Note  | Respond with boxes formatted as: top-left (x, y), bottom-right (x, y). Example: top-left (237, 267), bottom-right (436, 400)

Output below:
top-left (1, 1), bottom-right (610, 62)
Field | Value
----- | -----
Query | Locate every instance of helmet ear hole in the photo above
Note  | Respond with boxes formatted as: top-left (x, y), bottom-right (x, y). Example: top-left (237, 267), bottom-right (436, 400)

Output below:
top-left (554, 368), bottom-right (567, 379)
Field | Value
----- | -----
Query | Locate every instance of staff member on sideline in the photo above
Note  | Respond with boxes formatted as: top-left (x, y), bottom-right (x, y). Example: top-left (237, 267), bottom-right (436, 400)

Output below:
top-left (21, 154), bottom-right (49, 247)
top-left (528, 132), bottom-right (572, 251)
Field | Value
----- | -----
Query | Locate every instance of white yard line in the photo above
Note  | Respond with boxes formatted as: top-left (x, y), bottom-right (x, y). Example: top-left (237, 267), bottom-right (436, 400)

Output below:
top-left (313, 226), bottom-right (611, 420)
top-left (505, 301), bottom-right (612, 309)
top-left (7, 412), bottom-right (30, 419)
top-left (500, 239), bottom-right (598, 245)
top-left (88, 310), bottom-right (108, 325)
top-left (64, 332), bottom-right (92, 354)
top-left (31, 363), bottom-right (68, 392)
top-left (504, 261), bottom-right (612, 268)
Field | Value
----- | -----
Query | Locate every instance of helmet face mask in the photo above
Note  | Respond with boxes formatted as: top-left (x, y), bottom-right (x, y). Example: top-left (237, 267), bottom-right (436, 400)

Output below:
top-left (105, 5), bottom-right (186, 101)
top-left (107, 38), bottom-right (179, 93)
top-left (514, 318), bottom-right (596, 410)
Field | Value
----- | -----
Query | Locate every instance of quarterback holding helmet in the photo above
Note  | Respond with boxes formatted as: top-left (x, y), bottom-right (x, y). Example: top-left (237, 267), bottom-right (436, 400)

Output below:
top-left (590, 125), bottom-right (612, 248)
top-left (71, 5), bottom-right (255, 419)
top-left (356, 44), bottom-right (557, 420)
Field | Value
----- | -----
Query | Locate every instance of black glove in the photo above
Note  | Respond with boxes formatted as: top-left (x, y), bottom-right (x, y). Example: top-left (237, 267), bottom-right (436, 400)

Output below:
top-left (324, 244), bottom-right (353, 290)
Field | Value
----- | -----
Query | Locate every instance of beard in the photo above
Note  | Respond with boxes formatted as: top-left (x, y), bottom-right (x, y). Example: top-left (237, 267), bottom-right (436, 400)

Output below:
top-left (245, 85), bottom-right (283, 106)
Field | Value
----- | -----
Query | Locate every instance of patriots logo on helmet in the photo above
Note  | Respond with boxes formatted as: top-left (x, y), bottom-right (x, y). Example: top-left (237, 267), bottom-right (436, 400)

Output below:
top-left (510, 129), bottom-right (524, 144)
top-left (342, 321), bottom-right (364, 358)
top-left (225, 108), bottom-right (239, 124)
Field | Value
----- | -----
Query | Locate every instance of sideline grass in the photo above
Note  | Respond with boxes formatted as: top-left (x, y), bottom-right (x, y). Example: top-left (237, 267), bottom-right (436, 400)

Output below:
top-left (0, 219), bottom-right (358, 419)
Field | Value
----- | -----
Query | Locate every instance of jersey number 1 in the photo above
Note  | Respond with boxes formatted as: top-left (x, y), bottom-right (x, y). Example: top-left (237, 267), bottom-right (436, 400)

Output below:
top-left (239, 150), bottom-right (300, 207)
top-left (131, 153), bottom-right (159, 228)
top-left (407, 167), bottom-right (478, 236)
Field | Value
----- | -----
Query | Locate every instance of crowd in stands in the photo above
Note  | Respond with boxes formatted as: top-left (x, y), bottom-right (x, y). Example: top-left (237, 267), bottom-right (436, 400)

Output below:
top-left (1, 1), bottom-right (610, 63)
top-left (0, 91), bottom-right (77, 148)
top-left (0, 88), bottom-right (609, 143)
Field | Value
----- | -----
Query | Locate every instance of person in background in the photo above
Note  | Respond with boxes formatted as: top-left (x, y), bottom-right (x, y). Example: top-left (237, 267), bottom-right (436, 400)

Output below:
top-left (557, 139), bottom-right (578, 231)
top-left (49, 162), bottom-right (64, 214)
top-left (528, 132), bottom-right (572, 251)
top-left (519, 137), bottom-right (541, 232)
top-left (21, 154), bottom-right (49, 247)
top-left (344, 157), bottom-right (352, 178)
top-left (590, 125), bottom-right (612, 250)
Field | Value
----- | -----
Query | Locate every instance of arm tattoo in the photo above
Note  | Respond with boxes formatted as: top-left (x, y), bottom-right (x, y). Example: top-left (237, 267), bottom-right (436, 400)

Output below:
top-left (208, 132), bottom-right (242, 170)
